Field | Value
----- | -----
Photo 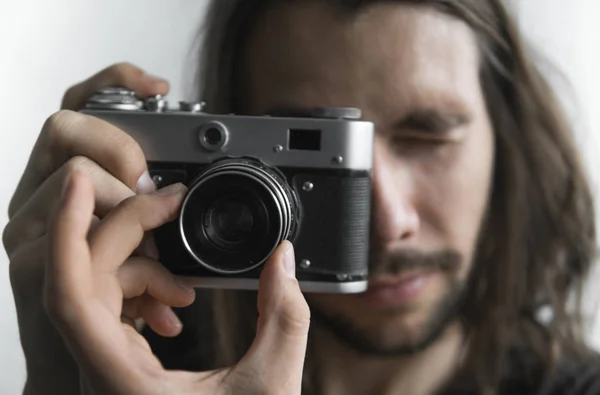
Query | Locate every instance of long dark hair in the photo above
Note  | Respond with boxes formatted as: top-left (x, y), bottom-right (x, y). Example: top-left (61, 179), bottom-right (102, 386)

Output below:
top-left (145, 1), bottom-right (598, 393)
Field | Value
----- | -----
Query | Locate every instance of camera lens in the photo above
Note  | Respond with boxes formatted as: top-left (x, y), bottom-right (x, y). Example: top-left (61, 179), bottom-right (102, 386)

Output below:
top-left (199, 192), bottom-right (267, 253)
top-left (207, 198), bottom-right (254, 246)
top-left (180, 158), bottom-right (298, 274)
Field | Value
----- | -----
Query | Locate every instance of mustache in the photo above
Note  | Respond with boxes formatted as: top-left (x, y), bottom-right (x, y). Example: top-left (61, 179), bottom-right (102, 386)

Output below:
top-left (369, 248), bottom-right (462, 277)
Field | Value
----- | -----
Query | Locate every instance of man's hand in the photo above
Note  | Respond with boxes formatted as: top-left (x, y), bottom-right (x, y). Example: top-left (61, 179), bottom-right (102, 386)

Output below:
top-left (3, 63), bottom-right (172, 394)
top-left (45, 172), bottom-right (310, 395)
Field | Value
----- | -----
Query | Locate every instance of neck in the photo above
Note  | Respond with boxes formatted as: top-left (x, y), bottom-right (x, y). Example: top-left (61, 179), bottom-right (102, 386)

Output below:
top-left (306, 323), bottom-right (465, 395)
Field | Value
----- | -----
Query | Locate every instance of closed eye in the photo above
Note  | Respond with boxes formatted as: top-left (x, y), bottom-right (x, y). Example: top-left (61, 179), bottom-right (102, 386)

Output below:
top-left (392, 109), bottom-right (469, 141)
top-left (402, 110), bottom-right (465, 132)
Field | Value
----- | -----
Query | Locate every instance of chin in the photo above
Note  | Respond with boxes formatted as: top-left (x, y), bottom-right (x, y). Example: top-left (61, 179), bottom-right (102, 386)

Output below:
top-left (306, 281), bottom-right (466, 356)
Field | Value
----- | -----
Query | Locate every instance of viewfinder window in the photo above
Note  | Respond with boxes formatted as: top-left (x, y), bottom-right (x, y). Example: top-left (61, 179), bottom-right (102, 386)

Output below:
top-left (288, 129), bottom-right (322, 151)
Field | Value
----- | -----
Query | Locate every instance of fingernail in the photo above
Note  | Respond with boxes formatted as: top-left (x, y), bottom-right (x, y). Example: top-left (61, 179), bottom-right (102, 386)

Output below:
top-left (136, 171), bottom-right (156, 194)
top-left (175, 276), bottom-right (195, 293)
top-left (167, 310), bottom-right (183, 329)
top-left (156, 183), bottom-right (187, 196)
top-left (282, 241), bottom-right (296, 278)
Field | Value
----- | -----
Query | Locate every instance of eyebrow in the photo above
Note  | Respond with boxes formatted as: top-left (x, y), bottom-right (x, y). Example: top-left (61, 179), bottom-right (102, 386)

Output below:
top-left (393, 109), bottom-right (468, 133)
top-left (262, 104), bottom-right (469, 133)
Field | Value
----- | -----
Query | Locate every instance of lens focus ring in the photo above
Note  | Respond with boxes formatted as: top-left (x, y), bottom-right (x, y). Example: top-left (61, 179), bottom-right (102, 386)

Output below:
top-left (179, 158), bottom-right (297, 274)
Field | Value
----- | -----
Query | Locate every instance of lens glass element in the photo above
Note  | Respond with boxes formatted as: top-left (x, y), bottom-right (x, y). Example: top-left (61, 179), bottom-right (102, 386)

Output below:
top-left (198, 190), bottom-right (269, 253)
top-left (207, 198), bottom-right (254, 245)
top-left (180, 161), bottom-right (296, 274)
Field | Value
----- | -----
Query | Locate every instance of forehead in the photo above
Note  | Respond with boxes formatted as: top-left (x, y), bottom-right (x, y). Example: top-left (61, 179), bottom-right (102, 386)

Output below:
top-left (241, 2), bottom-right (483, 118)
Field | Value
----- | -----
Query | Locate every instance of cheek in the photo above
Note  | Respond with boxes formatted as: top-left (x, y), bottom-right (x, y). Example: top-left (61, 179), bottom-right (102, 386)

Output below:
top-left (414, 126), bottom-right (494, 262)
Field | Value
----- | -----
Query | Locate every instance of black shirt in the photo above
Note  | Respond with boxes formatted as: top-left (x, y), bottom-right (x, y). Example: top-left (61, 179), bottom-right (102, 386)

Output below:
top-left (143, 302), bottom-right (600, 395)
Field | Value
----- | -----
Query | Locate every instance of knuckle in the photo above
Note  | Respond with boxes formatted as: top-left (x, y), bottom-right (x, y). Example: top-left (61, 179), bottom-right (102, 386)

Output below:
top-left (42, 110), bottom-right (81, 148)
top-left (133, 258), bottom-right (163, 279)
top-left (115, 138), bottom-right (146, 185)
top-left (63, 155), bottom-right (94, 177)
top-left (2, 216), bottom-right (41, 258)
top-left (117, 194), bottom-right (141, 215)
top-left (276, 296), bottom-right (311, 339)
top-left (43, 110), bottom-right (146, 189)
top-left (86, 126), bottom-right (146, 188)
top-left (2, 219), bottom-right (19, 255)
top-left (121, 257), bottom-right (153, 283)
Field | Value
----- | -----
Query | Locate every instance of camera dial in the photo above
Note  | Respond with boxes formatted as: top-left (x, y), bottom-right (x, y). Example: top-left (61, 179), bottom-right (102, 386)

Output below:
top-left (179, 101), bottom-right (206, 113)
top-left (86, 87), bottom-right (209, 114)
top-left (85, 87), bottom-right (144, 111)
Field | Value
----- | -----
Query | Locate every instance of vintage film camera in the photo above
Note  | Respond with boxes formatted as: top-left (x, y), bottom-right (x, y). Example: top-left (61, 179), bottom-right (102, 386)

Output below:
top-left (81, 87), bottom-right (374, 293)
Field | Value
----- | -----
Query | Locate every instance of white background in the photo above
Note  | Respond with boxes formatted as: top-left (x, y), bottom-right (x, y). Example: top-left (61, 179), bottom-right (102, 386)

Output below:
top-left (0, 1), bottom-right (598, 393)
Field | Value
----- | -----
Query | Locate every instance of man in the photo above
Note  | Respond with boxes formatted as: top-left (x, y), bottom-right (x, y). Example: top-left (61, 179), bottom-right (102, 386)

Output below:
top-left (5, 0), bottom-right (599, 394)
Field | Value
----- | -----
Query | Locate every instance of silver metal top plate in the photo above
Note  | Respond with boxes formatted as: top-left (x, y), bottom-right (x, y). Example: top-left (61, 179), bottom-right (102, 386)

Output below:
top-left (79, 109), bottom-right (374, 171)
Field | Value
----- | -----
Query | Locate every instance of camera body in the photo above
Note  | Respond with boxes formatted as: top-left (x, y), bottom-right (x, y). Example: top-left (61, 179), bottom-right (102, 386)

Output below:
top-left (81, 88), bottom-right (374, 293)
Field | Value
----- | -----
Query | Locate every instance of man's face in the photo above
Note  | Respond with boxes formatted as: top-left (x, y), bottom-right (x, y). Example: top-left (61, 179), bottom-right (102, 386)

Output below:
top-left (241, 2), bottom-right (495, 355)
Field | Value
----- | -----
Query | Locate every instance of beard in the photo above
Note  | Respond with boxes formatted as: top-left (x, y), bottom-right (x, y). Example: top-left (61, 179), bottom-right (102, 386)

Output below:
top-left (308, 248), bottom-right (467, 357)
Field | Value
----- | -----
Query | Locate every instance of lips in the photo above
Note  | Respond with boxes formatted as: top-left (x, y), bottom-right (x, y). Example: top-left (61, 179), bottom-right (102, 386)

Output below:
top-left (359, 271), bottom-right (435, 307)
top-left (368, 270), bottom-right (430, 287)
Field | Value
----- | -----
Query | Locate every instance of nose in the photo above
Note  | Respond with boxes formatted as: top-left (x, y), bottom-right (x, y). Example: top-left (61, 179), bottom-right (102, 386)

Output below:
top-left (370, 141), bottom-right (420, 245)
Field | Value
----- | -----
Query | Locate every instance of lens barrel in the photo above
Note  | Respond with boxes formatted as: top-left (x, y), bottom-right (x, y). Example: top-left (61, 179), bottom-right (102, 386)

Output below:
top-left (179, 158), bottom-right (298, 274)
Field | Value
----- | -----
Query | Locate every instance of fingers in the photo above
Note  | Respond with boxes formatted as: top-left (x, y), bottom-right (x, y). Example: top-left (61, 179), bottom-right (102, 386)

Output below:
top-left (45, 172), bottom-right (96, 319)
top-left (44, 172), bottom-right (161, 394)
top-left (119, 257), bottom-right (195, 306)
top-left (134, 232), bottom-right (160, 260)
top-left (9, 110), bottom-right (155, 219)
top-left (123, 295), bottom-right (184, 338)
top-left (239, 241), bottom-right (310, 393)
top-left (7, 235), bottom-right (81, 376)
top-left (44, 174), bottom-right (190, 333)
top-left (3, 156), bottom-right (134, 256)
top-left (61, 62), bottom-right (169, 111)
top-left (4, 62), bottom-right (167, 395)
top-left (89, 183), bottom-right (188, 271)
top-left (118, 257), bottom-right (195, 337)
top-left (9, 62), bottom-right (166, 218)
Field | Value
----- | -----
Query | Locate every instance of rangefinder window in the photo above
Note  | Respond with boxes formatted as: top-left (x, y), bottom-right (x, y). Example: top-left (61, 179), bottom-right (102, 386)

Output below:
top-left (288, 128), bottom-right (322, 151)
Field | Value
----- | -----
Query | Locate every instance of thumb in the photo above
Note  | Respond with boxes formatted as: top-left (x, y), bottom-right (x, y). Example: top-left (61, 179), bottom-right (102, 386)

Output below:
top-left (238, 241), bottom-right (310, 392)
